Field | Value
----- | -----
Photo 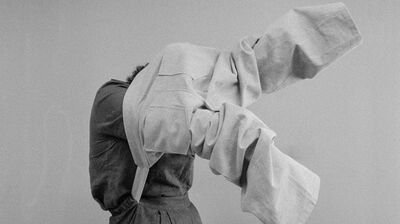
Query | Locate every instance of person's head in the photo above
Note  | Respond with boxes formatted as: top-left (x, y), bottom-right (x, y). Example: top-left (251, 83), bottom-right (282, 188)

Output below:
top-left (126, 63), bottom-right (149, 84)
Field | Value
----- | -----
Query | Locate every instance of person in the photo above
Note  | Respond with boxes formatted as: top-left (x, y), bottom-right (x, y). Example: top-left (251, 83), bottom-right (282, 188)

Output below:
top-left (90, 64), bottom-right (203, 224)
top-left (90, 3), bottom-right (362, 224)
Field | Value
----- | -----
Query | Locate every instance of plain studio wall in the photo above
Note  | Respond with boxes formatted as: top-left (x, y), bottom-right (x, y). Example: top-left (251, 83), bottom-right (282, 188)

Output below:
top-left (1, 0), bottom-right (399, 223)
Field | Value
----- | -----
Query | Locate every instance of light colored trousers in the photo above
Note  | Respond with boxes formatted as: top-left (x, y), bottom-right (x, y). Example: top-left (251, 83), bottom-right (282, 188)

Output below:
top-left (123, 2), bottom-right (362, 223)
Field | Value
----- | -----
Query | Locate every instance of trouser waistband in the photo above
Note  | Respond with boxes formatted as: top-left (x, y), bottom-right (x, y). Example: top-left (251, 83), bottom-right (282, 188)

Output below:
top-left (110, 194), bottom-right (191, 215)
top-left (140, 194), bottom-right (191, 210)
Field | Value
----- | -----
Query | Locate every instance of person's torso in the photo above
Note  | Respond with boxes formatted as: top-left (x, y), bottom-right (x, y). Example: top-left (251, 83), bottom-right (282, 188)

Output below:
top-left (89, 79), bottom-right (195, 211)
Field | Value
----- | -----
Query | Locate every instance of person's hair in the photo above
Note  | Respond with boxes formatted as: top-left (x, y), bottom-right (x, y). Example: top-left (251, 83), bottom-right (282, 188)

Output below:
top-left (126, 63), bottom-right (149, 84)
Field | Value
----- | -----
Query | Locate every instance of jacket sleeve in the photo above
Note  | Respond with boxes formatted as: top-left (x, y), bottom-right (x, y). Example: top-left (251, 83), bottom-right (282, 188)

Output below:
top-left (205, 2), bottom-right (362, 109)
top-left (252, 2), bottom-right (362, 94)
top-left (189, 103), bottom-right (320, 224)
top-left (90, 84), bottom-right (127, 141)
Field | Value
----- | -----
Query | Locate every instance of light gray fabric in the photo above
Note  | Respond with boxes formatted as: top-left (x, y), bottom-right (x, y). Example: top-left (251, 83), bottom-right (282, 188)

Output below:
top-left (190, 103), bottom-right (320, 224)
top-left (123, 3), bottom-right (362, 223)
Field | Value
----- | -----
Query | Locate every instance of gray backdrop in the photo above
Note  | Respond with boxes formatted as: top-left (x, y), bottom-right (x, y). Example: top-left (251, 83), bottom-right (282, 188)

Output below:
top-left (1, 0), bottom-right (399, 223)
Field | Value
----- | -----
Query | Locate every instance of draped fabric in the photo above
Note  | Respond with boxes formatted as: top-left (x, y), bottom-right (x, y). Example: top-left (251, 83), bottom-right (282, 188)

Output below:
top-left (123, 3), bottom-right (362, 223)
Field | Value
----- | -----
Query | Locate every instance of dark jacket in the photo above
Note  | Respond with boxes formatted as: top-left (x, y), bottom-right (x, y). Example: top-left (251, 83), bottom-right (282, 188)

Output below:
top-left (89, 79), bottom-right (201, 224)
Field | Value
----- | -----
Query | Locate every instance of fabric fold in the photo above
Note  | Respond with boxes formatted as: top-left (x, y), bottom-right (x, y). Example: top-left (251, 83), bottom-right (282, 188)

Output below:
top-left (123, 2), bottom-right (362, 223)
top-left (253, 2), bottom-right (362, 94)
top-left (190, 103), bottom-right (320, 223)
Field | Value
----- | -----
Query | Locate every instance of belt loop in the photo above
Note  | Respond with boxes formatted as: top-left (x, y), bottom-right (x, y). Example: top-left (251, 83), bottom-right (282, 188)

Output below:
top-left (109, 196), bottom-right (137, 216)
